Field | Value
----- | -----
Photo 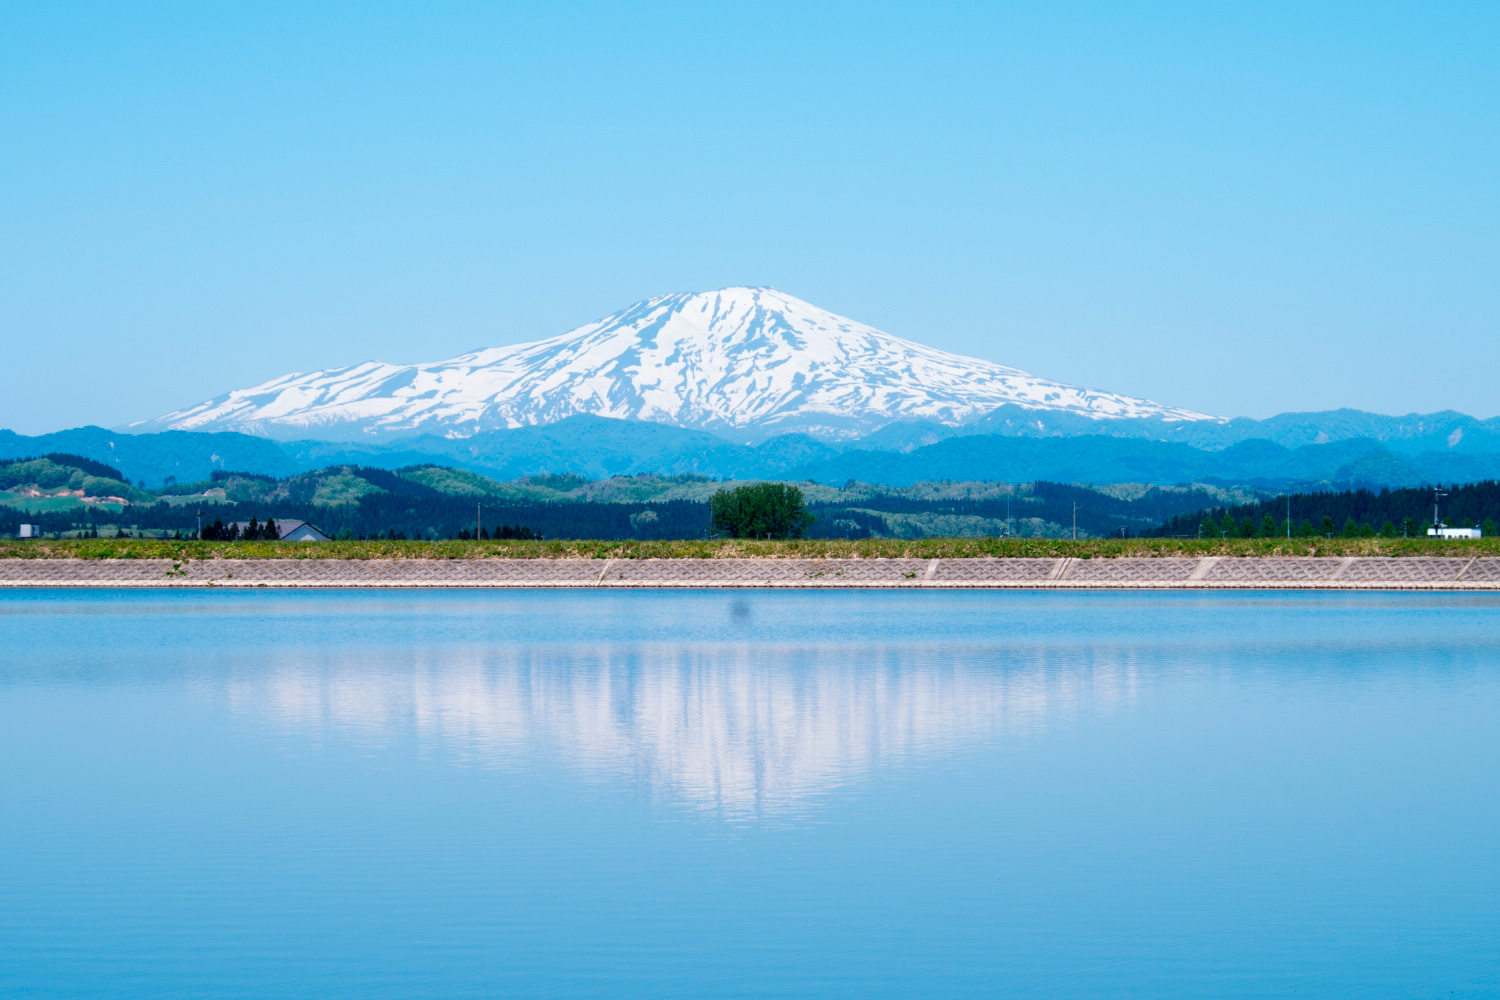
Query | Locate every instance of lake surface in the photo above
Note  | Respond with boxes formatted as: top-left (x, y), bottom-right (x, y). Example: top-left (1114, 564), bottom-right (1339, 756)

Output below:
top-left (2, 589), bottom-right (1498, 998)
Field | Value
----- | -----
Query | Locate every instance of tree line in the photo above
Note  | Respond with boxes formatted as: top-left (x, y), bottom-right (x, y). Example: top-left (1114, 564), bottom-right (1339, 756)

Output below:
top-left (199, 517), bottom-right (281, 541)
top-left (455, 524), bottom-right (539, 540)
top-left (1152, 481), bottom-right (1500, 538)
top-left (13, 476), bottom-right (1497, 542)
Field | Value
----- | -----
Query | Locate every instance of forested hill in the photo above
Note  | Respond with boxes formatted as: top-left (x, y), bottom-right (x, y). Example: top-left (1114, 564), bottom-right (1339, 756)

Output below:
top-left (1153, 481), bottom-right (1500, 538)
top-left (2, 457), bottom-right (1254, 541)
top-left (0, 454), bottom-right (154, 504)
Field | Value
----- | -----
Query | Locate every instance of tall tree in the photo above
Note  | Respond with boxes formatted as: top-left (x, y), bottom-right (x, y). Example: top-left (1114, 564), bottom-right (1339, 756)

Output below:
top-left (710, 483), bottom-right (814, 539)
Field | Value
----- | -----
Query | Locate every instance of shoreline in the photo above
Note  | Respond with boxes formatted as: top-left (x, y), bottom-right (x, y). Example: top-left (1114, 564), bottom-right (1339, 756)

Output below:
top-left (2, 556), bottom-right (1497, 589)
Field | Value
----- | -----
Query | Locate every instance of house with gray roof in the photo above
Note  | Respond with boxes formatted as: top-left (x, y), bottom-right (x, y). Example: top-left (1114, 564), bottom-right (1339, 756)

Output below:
top-left (230, 519), bottom-right (332, 542)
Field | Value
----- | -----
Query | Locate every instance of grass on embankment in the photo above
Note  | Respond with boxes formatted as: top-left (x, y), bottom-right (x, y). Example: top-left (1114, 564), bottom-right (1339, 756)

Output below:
top-left (2, 537), bottom-right (1499, 560)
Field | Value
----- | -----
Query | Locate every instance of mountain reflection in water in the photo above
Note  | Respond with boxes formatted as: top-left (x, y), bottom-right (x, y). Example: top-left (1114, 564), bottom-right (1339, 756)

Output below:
top-left (227, 643), bottom-right (1138, 819)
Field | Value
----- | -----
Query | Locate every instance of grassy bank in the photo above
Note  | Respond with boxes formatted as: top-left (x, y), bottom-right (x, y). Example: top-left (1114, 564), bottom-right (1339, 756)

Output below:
top-left (2, 537), bottom-right (1498, 560)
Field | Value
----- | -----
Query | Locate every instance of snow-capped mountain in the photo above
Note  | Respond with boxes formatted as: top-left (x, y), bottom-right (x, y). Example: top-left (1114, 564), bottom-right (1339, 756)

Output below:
top-left (133, 287), bottom-right (1216, 441)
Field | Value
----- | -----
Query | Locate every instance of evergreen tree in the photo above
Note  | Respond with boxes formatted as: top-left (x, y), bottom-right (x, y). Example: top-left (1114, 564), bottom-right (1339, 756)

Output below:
top-left (1380, 520), bottom-right (1396, 538)
top-left (1484, 518), bottom-right (1498, 538)
top-left (1299, 519), bottom-right (1316, 537)
top-left (1238, 517), bottom-right (1255, 538)
top-left (263, 519), bottom-right (280, 540)
top-left (1320, 516), bottom-right (1336, 536)
top-left (1260, 515), bottom-right (1277, 538)
top-left (246, 516), bottom-right (260, 541)
top-left (1341, 518), bottom-right (1359, 537)
top-left (1401, 517), bottom-right (1416, 538)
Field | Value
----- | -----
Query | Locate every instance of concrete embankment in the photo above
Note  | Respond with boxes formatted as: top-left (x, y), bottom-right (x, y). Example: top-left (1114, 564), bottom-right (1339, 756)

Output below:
top-left (2, 556), bottom-right (1498, 589)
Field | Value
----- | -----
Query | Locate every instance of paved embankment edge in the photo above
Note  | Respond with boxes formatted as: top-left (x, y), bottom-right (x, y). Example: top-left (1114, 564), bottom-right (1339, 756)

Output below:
top-left (2, 556), bottom-right (1498, 589)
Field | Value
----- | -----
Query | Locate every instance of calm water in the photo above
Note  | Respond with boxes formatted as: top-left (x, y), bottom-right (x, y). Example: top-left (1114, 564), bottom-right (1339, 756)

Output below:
top-left (2, 589), bottom-right (1498, 998)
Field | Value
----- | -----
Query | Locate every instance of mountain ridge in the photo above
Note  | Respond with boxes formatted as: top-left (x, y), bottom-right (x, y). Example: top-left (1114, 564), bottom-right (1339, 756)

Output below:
top-left (10, 412), bottom-right (1500, 492)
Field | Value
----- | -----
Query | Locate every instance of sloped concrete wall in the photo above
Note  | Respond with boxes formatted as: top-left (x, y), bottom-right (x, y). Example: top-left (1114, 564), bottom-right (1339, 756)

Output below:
top-left (1, 557), bottom-right (1497, 589)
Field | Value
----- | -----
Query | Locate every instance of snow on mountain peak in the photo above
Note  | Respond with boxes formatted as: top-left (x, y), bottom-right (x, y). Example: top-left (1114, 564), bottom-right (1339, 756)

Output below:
top-left (133, 286), bottom-right (1217, 441)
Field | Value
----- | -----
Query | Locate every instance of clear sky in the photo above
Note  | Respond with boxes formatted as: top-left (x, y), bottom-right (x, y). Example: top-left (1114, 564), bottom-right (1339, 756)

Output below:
top-left (2, 1), bottom-right (1497, 435)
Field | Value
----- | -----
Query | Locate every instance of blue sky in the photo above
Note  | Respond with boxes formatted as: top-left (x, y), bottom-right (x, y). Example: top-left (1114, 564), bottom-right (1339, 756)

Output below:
top-left (2, 1), bottom-right (1496, 434)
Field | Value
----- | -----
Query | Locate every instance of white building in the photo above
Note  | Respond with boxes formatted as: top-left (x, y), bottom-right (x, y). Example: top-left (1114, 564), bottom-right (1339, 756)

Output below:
top-left (1428, 526), bottom-right (1482, 539)
top-left (18, 524), bottom-right (40, 539)
top-left (230, 519), bottom-right (332, 542)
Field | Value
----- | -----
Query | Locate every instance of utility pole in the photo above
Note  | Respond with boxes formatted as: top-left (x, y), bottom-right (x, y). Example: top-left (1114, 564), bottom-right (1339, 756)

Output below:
top-left (476, 503), bottom-right (482, 540)
top-left (1433, 488), bottom-right (1448, 532)
top-left (1072, 502), bottom-right (1077, 541)
top-left (1286, 497), bottom-right (1291, 539)
top-left (196, 507), bottom-right (203, 539)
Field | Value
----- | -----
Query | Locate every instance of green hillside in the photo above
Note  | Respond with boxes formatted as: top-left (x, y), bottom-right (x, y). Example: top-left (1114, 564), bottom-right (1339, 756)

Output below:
top-left (0, 455), bottom-right (154, 512)
top-left (2, 454), bottom-right (1266, 542)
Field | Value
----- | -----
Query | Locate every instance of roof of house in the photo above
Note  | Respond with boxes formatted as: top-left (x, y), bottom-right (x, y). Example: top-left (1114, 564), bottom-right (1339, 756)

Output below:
top-left (230, 519), bottom-right (331, 540)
